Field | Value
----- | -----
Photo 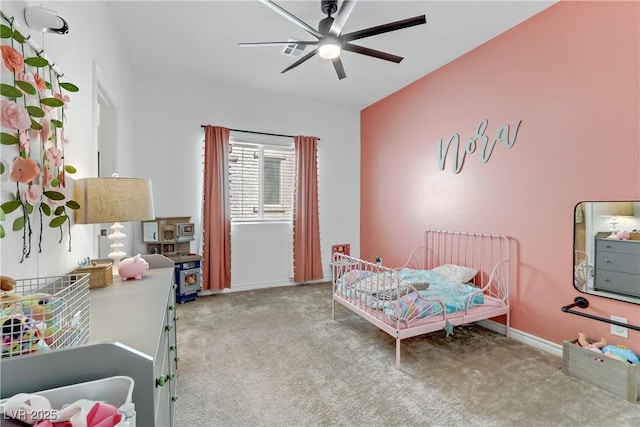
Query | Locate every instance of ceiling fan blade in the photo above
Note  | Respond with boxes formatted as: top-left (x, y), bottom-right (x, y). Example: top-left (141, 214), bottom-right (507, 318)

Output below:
top-left (332, 57), bottom-right (346, 80)
top-left (342, 43), bottom-right (403, 63)
top-left (281, 48), bottom-right (318, 74)
top-left (259, 0), bottom-right (323, 39)
top-left (329, 0), bottom-right (357, 36)
top-left (239, 41), bottom-right (318, 47)
top-left (342, 15), bottom-right (426, 43)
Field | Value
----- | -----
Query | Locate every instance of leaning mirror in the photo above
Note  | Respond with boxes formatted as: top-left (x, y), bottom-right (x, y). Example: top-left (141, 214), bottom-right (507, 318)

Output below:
top-left (573, 201), bottom-right (640, 304)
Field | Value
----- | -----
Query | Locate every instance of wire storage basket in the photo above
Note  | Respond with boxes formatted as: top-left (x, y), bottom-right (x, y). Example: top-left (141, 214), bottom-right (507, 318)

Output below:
top-left (1, 273), bottom-right (90, 358)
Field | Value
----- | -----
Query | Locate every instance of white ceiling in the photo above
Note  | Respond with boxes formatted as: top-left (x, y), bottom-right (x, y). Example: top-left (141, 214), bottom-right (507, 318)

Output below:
top-left (105, 1), bottom-right (555, 109)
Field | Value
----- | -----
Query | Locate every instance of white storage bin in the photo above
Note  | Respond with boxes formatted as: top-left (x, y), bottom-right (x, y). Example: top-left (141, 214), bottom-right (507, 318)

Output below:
top-left (0, 376), bottom-right (135, 426)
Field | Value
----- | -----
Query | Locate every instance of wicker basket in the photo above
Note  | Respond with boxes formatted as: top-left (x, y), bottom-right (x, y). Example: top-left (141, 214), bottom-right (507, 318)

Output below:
top-left (74, 261), bottom-right (113, 288)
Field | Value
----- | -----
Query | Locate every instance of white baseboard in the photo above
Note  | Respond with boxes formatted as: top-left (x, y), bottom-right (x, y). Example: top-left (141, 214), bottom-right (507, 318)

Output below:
top-left (477, 319), bottom-right (563, 357)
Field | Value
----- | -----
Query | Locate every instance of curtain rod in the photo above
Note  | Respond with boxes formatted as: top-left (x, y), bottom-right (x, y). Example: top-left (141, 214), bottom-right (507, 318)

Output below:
top-left (200, 125), bottom-right (320, 140)
top-left (0, 10), bottom-right (64, 77)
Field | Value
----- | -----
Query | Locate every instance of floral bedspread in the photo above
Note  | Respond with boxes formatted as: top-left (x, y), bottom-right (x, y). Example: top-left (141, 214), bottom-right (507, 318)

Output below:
top-left (336, 268), bottom-right (484, 321)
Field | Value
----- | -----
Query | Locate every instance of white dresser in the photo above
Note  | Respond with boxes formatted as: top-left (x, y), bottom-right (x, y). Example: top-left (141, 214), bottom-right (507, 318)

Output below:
top-left (0, 259), bottom-right (179, 427)
top-left (594, 238), bottom-right (640, 298)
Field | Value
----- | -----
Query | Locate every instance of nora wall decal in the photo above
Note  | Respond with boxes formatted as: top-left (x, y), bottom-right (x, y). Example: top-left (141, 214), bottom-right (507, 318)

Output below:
top-left (0, 13), bottom-right (80, 262)
top-left (437, 118), bottom-right (522, 174)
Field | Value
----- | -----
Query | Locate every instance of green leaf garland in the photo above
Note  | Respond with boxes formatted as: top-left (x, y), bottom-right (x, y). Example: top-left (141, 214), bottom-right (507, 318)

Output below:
top-left (49, 216), bottom-right (67, 228)
top-left (26, 105), bottom-right (45, 117)
top-left (59, 82), bottom-right (79, 92)
top-left (15, 80), bottom-right (36, 95)
top-left (24, 56), bottom-right (49, 67)
top-left (0, 132), bottom-right (18, 145)
top-left (40, 97), bottom-right (64, 107)
top-left (0, 24), bottom-right (12, 38)
top-left (0, 83), bottom-right (23, 98)
top-left (12, 30), bottom-right (25, 44)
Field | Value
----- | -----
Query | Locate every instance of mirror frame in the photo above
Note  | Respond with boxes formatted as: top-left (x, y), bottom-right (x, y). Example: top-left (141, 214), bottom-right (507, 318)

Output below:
top-left (573, 201), bottom-right (640, 305)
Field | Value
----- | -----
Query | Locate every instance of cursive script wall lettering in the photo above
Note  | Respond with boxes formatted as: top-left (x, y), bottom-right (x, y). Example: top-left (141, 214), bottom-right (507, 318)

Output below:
top-left (437, 119), bottom-right (522, 174)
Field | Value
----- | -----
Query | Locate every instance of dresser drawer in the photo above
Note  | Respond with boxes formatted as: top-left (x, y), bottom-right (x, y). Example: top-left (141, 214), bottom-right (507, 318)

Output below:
top-left (595, 251), bottom-right (640, 275)
top-left (594, 269), bottom-right (640, 297)
top-left (596, 239), bottom-right (640, 255)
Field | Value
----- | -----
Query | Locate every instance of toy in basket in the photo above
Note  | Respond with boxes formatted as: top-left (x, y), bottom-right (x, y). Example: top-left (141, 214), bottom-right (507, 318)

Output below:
top-left (1, 274), bottom-right (90, 357)
top-left (1, 275), bottom-right (20, 308)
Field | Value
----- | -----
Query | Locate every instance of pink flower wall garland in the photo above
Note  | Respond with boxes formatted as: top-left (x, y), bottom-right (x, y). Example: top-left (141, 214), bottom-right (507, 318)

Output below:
top-left (0, 20), bottom-right (80, 262)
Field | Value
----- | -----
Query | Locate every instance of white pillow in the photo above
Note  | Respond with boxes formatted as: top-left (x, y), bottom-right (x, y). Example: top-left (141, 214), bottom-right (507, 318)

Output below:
top-left (432, 264), bottom-right (478, 283)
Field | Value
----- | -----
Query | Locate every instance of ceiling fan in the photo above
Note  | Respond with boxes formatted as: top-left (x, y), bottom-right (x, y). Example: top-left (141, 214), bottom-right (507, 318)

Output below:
top-left (239, 0), bottom-right (427, 80)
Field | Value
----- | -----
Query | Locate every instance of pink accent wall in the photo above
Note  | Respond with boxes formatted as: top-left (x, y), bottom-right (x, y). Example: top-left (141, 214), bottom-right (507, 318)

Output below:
top-left (360, 1), bottom-right (639, 346)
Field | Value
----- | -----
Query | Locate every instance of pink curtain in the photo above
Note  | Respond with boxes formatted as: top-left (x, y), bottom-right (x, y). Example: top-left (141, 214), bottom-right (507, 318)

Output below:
top-left (293, 136), bottom-right (323, 282)
top-left (202, 125), bottom-right (231, 290)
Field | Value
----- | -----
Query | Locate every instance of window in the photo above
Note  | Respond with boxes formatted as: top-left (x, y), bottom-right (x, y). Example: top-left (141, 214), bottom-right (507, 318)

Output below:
top-left (229, 141), bottom-right (295, 221)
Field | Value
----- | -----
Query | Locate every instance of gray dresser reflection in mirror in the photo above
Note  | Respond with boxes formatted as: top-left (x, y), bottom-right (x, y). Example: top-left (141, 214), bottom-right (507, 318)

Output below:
top-left (594, 238), bottom-right (640, 298)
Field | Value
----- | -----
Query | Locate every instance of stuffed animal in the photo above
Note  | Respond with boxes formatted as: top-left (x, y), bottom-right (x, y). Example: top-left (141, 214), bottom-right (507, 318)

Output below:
top-left (0, 275), bottom-right (20, 309)
top-left (1, 314), bottom-right (45, 357)
top-left (601, 344), bottom-right (640, 364)
top-left (118, 254), bottom-right (149, 280)
top-left (20, 293), bottom-right (63, 322)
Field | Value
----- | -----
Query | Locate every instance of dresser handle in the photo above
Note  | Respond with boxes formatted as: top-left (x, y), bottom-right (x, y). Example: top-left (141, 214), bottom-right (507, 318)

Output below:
top-left (167, 372), bottom-right (174, 381)
top-left (605, 244), bottom-right (612, 248)
top-left (165, 323), bottom-right (173, 332)
top-left (175, 356), bottom-right (180, 362)
top-left (156, 375), bottom-right (166, 387)
top-left (168, 304), bottom-right (175, 311)
top-left (170, 345), bottom-right (176, 351)
top-left (604, 259), bottom-right (610, 263)
top-left (171, 396), bottom-right (179, 402)
top-left (604, 277), bottom-right (610, 282)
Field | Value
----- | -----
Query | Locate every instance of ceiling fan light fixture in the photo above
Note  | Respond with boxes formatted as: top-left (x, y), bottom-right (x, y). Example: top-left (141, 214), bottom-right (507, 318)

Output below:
top-left (243, 1), bottom-right (427, 79)
top-left (318, 38), bottom-right (341, 59)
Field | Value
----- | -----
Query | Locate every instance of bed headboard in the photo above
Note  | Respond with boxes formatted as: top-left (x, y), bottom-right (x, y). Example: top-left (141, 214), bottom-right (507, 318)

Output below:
top-left (402, 229), bottom-right (510, 301)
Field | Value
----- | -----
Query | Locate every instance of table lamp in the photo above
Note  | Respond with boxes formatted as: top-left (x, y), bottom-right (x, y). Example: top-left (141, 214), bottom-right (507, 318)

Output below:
top-left (595, 201), bottom-right (635, 233)
top-left (74, 176), bottom-right (155, 272)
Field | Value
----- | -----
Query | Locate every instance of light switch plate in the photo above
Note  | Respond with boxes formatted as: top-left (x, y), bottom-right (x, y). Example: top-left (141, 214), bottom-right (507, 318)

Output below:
top-left (610, 315), bottom-right (628, 338)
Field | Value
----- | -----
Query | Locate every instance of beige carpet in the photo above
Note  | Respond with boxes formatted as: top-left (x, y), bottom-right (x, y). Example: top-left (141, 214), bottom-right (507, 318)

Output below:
top-left (175, 283), bottom-right (640, 427)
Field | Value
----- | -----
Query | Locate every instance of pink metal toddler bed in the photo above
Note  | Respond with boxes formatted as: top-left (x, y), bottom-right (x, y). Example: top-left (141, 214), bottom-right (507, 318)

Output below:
top-left (331, 229), bottom-right (510, 369)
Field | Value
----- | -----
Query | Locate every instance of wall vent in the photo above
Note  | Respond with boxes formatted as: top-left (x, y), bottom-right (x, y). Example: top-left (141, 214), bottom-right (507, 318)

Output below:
top-left (281, 40), bottom-right (307, 57)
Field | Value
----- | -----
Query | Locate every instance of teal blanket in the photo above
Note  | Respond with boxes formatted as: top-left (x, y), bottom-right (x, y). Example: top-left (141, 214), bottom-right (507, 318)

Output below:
top-left (337, 268), bottom-right (484, 320)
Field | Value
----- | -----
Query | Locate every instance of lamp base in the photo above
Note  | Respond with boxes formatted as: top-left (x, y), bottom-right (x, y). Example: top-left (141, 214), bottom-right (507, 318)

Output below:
top-left (107, 222), bottom-right (127, 275)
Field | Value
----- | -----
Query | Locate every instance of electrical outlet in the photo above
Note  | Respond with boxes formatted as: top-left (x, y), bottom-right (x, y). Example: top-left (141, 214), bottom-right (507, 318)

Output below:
top-left (610, 315), bottom-right (628, 338)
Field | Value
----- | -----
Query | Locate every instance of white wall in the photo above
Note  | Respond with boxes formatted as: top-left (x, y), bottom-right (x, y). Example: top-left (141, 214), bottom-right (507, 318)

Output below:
top-left (131, 76), bottom-right (361, 286)
top-left (0, 1), bottom-right (136, 279)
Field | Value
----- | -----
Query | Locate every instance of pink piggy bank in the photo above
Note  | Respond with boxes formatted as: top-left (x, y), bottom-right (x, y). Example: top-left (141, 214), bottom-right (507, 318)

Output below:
top-left (118, 254), bottom-right (149, 280)
top-left (616, 230), bottom-right (630, 240)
